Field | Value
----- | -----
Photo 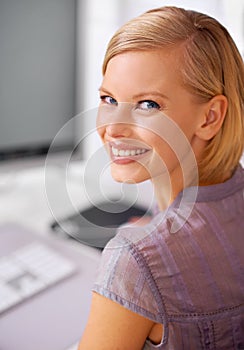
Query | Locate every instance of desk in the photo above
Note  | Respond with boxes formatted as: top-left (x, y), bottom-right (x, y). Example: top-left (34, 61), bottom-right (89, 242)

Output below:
top-left (0, 157), bottom-right (104, 350)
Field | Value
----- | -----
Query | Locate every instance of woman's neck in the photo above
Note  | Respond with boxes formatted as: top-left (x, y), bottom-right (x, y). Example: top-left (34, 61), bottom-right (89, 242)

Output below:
top-left (152, 164), bottom-right (198, 211)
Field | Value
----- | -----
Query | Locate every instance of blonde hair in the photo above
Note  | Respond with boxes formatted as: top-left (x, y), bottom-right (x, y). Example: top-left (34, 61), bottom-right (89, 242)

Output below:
top-left (102, 6), bottom-right (244, 184)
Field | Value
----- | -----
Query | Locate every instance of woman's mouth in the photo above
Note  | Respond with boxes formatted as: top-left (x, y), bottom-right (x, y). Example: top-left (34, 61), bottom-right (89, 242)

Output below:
top-left (109, 142), bottom-right (150, 164)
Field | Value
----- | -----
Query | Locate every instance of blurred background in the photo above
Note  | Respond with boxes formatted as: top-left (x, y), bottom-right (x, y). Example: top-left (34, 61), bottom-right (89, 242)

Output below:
top-left (0, 4), bottom-right (243, 348)
top-left (0, 0), bottom-right (243, 166)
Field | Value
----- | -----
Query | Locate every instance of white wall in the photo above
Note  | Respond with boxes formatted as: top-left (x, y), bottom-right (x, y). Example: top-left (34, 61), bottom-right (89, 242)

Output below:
top-left (223, 0), bottom-right (244, 55)
top-left (76, 0), bottom-right (122, 159)
top-left (77, 0), bottom-right (244, 159)
top-left (120, 0), bottom-right (224, 22)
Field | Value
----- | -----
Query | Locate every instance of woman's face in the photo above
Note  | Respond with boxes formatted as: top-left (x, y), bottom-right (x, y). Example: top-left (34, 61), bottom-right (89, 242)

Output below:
top-left (97, 49), bottom-right (205, 185)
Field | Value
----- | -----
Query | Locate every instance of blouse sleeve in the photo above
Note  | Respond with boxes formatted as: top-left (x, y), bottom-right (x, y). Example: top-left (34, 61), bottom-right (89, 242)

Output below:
top-left (92, 230), bottom-right (161, 323)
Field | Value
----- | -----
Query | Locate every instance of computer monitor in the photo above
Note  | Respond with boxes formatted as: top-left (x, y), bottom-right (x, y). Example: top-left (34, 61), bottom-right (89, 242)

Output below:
top-left (0, 0), bottom-right (77, 162)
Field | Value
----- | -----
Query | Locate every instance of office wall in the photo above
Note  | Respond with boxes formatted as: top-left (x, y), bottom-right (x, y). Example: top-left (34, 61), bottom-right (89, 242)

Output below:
top-left (76, 0), bottom-right (121, 159)
top-left (223, 0), bottom-right (244, 55)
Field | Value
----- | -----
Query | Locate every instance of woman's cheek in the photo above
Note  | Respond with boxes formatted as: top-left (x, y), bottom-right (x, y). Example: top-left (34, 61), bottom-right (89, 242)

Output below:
top-left (96, 122), bottom-right (105, 140)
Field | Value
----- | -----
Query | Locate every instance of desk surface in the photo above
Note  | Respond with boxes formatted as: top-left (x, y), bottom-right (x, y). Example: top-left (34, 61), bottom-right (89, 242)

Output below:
top-left (0, 158), bottom-right (110, 349)
top-left (0, 223), bottom-right (101, 350)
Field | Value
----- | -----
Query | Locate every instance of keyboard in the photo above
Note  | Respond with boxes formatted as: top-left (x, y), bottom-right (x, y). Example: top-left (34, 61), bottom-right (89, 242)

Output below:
top-left (0, 241), bottom-right (76, 314)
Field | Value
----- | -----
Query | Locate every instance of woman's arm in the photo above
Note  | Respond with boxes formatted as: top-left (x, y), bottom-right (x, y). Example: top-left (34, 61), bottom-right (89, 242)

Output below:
top-left (78, 292), bottom-right (155, 350)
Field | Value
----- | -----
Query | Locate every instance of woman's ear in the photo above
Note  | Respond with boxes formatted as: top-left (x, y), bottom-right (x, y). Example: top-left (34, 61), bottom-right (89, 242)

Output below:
top-left (195, 95), bottom-right (228, 141)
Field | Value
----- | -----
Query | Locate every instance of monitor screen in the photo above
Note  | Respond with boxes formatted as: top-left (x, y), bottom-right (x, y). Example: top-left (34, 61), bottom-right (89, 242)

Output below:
top-left (0, 0), bottom-right (77, 161)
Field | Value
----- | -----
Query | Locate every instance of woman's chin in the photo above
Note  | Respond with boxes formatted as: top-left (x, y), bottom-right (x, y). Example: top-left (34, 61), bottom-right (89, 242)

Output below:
top-left (110, 163), bottom-right (150, 184)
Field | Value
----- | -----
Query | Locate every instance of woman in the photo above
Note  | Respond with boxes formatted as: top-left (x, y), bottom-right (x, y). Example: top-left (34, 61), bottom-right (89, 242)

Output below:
top-left (79, 6), bottom-right (244, 349)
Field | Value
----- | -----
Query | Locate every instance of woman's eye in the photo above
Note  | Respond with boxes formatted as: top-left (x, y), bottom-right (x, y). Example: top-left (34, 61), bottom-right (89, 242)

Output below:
top-left (100, 95), bottom-right (118, 106)
top-left (138, 100), bottom-right (160, 110)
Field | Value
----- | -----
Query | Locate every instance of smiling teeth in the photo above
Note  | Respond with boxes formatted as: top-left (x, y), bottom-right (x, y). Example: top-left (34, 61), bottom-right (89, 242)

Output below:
top-left (112, 146), bottom-right (147, 157)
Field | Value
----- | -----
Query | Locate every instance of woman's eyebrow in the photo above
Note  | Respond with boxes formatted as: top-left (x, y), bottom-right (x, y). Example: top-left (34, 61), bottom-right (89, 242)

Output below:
top-left (98, 87), bottom-right (169, 100)
top-left (132, 91), bottom-right (169, 100)
top-left (98, 86), bottom-right (112, 95)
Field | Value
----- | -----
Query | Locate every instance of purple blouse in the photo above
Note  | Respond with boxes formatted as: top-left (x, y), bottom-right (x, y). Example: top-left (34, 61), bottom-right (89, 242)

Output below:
top-left (93, 165), bottom-right (244, 349)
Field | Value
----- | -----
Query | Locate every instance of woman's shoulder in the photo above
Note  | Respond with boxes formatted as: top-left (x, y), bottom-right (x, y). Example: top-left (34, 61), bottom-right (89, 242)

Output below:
top-left (111, 168), bottom-right (244, 274)
top-left (93, 220), bottom-right (164, 323)
top-left (111, 163), bottom-right (244, 251)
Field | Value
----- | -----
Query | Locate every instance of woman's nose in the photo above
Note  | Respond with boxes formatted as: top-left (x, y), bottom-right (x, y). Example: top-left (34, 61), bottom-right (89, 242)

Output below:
top-left (105, 121), bottom-right (131, 138)
top-left (97, 102), bottom-right (133, 138)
